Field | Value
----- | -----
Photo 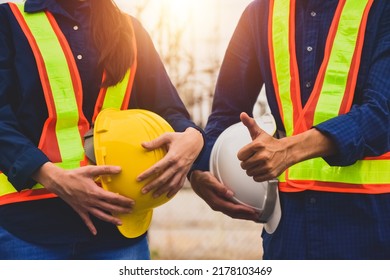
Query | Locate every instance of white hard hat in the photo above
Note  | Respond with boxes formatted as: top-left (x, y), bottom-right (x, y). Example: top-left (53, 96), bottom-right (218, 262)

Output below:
top-left (209, 113), bottom-right (281, 234)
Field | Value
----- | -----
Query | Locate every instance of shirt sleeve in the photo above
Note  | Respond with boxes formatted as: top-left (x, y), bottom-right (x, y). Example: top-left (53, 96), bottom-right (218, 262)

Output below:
top-left (192, 4), bottom-right (264, 172)
top-left (0, 6), bottom-right (49, 191)
top-left (316, 4), bottom-right (390, 166)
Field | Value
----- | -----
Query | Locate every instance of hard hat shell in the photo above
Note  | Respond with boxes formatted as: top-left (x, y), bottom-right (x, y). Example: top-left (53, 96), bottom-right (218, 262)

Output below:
top-left (209, 113), bottom-right (282, 233)
top-left (93, 108), bottom-right (175, 238)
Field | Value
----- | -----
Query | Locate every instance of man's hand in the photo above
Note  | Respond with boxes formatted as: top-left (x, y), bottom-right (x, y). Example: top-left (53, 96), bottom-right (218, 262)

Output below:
top-left (190, 170), bottom-right (259, 221)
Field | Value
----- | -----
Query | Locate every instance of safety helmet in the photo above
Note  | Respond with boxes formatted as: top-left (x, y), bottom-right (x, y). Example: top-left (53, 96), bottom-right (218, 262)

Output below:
top-left (209, 113), bottom-right (281, 233)
top-left (90, 108), bottom-right (175, 238)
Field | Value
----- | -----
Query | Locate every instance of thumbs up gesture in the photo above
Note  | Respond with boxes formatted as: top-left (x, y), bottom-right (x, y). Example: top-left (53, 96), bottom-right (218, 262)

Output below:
top-left (237, 112), bottom-right (289, 182)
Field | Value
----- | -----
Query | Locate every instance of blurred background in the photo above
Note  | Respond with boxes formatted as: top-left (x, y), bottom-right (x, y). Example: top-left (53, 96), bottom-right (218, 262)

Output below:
top-left (115, 0), bottom-right (270, 260)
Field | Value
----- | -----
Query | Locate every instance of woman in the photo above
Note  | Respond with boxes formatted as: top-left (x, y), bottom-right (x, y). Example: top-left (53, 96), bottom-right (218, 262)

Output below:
top-left (0, 0), bottom-right (204, 259)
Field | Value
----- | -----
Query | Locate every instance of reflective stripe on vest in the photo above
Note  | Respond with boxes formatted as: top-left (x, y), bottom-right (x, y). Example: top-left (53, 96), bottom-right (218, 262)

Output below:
top-left (0, 3), bottom-right (137, 205)
top-left (268, 0), bottom-right (390, 194)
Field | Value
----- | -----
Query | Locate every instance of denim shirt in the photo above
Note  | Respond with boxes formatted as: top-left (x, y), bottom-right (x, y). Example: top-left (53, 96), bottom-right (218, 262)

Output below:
top-left (193, 0), bottom-right (390, 172)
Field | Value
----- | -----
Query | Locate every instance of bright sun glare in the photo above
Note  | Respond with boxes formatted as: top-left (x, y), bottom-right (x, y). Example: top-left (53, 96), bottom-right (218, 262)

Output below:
top-left (164, 0), bottom-right (195, 25)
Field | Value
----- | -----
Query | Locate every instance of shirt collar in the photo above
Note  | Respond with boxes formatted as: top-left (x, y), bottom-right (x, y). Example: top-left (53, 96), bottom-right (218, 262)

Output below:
top-left (24, 0), bottom-right (90, 20)
top-left (25, 0), bottom-right (60, 13)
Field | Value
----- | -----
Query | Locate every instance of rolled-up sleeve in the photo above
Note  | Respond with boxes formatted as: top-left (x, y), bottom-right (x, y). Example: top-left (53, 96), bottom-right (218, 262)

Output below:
top-left (316, 6), bottom-right (390, 166)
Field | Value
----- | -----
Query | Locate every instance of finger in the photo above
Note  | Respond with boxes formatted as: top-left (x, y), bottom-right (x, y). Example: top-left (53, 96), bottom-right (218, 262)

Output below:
top-left (84, 165), bottom-right (122, 177)
top-left (137, 158), bottom-right (171, 182)
top-left (96, 198), bottom-right (134, 215)
top-left (253, 173), bottom-right (275, 183)
top-left (240, 112), bottom-right (262, 140)
top-left (77, 211), bottom-right (97, 235)
top-left (167, 175), bottom-right (187, 198)
top-left (237, 140), bottom-right (260, 162)
top-left (99, 189), bottom-right (135, 209)
top-left (151, 172), bottom-right (182, 198)
top-left (142, 168), bottom-right (176, 195)
top-left (208, 194), bottom-right (258, 219)
top-left (141, 132), bottom-right (172, 150)
top-left (209, 178), bottom-right (235, 198)
top-left (240, 156), bottom-right (264, 171)
top-left (190, 171), bottom-right (235, 199)
top-left (86, 183), bottom-right (135, 209)
top-left (88, 207), bottom-right (123, 226)
top-left (226, 207), bottom-right (260, 221)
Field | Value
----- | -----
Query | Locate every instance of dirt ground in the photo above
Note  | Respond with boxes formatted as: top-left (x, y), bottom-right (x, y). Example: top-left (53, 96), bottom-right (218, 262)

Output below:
top-left (148, 184), bottom-right (264, 260)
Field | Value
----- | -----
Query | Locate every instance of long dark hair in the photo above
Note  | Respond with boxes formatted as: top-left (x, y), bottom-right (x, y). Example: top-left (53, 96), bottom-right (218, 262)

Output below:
top-left (90, 0), bottom-right (135, 87)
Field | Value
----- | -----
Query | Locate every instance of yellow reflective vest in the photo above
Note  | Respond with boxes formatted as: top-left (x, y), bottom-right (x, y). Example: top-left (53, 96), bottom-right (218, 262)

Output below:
top-left (268, 0), bottom-right (390, 194)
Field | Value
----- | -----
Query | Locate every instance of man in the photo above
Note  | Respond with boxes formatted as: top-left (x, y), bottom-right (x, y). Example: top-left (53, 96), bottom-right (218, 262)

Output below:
top-left (190, 0), bottom-right (390, 259)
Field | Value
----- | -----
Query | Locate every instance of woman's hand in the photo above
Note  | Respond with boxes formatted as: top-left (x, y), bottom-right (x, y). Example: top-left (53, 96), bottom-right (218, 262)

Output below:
top-left (137, 127), bottom-right (204, 198)
top-left (32, 162), bottom-right (135, 235)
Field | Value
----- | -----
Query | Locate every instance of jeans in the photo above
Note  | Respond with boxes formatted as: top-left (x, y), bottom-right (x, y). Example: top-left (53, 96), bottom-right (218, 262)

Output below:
top-left (0, 226), bottom-right (150, 260)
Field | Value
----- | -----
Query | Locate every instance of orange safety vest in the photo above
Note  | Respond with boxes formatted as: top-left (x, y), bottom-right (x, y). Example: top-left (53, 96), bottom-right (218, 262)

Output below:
top-left (0, 3), bottom-right (137, 205)
top-left (268, 0), bottom-right (390, 194)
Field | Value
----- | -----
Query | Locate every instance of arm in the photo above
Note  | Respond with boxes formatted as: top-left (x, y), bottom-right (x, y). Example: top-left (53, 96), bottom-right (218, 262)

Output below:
top-left (190, 3), bottom-right (265, 221)
top-left (128, 18), bottom-right (204, 197)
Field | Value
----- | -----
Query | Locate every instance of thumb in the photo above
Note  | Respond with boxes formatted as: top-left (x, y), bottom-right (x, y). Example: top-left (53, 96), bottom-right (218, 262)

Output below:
top-left (240, 112), bottom-right (262, 140)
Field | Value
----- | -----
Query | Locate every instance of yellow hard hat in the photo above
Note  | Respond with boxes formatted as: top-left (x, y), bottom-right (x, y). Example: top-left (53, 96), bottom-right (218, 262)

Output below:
top-left (93, 108), bottom-right (175, 238)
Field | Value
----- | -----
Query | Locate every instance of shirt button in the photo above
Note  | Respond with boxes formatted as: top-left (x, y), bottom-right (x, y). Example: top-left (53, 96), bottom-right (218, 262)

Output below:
top-left (77, 54), bottom-right (83, 60)
top-left (310, 197), bottom-right (316, 204)
top-left (311, 11), bottom-right (317, 17)
top-left (305, 81), bottom-right (312, 88)
top-left (73, 25), bottom-right (79, 31)
top-left (307, 46), bottom-right (313, 52)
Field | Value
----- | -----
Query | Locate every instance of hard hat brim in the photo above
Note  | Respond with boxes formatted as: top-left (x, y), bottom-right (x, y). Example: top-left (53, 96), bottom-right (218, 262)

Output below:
top-left (263, 187), bottom-right (281, 234)
top-left (115, 209), bottom-right (153, 238)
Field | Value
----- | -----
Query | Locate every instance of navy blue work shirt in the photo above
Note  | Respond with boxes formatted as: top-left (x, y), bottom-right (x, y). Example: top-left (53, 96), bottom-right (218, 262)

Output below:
top-left (194, 0), bottom-right (390, 172)
top-left (0, 0), bottom-right (201, 244)
top-left (193, 0), bottom-right (390, 259)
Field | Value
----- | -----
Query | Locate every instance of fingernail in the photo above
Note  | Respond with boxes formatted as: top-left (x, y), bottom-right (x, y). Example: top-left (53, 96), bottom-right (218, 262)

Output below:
top-left (226, 190), bottom-right (234, 197)
top-left (113, 166), bottom-right (121, 172)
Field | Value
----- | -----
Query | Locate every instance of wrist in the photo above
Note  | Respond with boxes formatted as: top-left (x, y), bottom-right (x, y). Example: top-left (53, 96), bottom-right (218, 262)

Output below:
top-left (32, 162), bottom-right (61, 190)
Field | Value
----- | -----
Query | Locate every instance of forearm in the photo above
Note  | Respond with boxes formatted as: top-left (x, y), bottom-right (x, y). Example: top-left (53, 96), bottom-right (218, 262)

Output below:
top-left (283, 128), bottom-right (338, 168)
